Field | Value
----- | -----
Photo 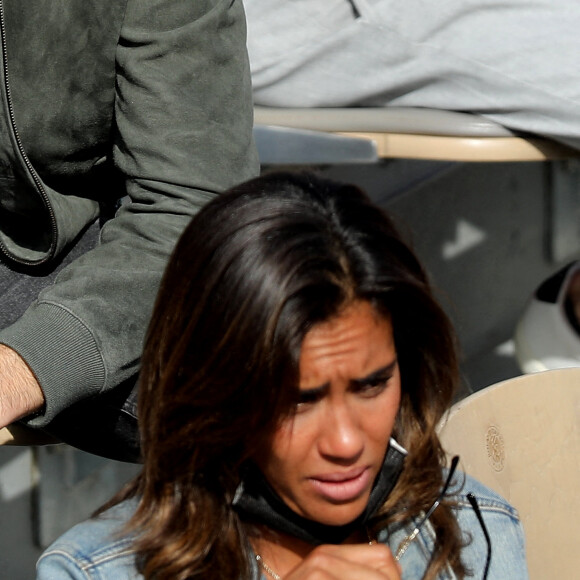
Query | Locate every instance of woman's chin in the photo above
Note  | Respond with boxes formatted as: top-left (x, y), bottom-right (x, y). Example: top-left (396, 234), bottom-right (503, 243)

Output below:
top-left (304, 498), bottom-right (368, 527)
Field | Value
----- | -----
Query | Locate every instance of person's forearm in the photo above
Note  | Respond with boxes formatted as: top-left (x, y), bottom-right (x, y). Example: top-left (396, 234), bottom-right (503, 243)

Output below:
top-left (0, 344), bottom-right (44, 428)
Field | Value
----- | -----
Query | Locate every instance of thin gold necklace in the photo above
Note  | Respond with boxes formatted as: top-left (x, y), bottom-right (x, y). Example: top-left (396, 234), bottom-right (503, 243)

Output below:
top-left (255, 553), bottom-right (281, 580)
top-left (255, 530), bottom-right (374, 579)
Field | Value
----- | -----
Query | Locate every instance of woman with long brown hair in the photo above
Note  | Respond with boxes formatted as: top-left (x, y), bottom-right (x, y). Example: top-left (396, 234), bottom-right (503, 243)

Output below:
top-left (37, 172), bottom-right (527, 579)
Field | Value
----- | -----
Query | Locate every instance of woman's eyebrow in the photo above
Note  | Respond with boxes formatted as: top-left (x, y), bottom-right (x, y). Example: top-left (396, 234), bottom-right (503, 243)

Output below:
top-left (351, 360), bottom-right (398, 386)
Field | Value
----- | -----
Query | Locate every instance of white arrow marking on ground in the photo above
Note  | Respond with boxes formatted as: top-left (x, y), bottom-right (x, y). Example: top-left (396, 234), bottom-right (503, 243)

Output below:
top-left (442, 219), bottom-right (487, 260)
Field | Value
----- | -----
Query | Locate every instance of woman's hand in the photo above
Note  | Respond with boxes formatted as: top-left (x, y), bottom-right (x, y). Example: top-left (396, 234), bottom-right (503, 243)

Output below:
top-left (285, 543), bottom-right (402, 579)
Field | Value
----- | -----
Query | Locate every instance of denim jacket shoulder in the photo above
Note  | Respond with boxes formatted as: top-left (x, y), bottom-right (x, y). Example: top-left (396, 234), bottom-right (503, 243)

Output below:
top-left (381, 474), bottom-right (529, 580)
top-left (37, 498), bottom-right (142, 579)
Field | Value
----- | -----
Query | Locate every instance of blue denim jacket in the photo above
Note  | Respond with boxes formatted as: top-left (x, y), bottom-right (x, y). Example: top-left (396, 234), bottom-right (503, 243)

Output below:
top-left (36, 474), bottom-right (528, 579)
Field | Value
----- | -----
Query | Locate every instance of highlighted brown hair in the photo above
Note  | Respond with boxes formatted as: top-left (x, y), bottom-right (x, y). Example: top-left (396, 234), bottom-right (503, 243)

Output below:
top-left (115, 171), bottom-right (465, 579)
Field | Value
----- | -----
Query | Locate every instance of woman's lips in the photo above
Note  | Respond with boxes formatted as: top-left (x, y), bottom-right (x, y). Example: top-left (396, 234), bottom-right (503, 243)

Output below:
top-left (308, 467), bottom-right (372, 503)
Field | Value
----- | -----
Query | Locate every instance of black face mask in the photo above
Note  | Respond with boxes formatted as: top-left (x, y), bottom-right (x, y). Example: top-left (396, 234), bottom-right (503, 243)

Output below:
top-left (232, 439), bottom-right (407, 545)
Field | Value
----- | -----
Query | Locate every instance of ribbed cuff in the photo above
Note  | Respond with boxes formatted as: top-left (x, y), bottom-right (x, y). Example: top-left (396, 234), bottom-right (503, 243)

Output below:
top-left (0, 301), bottom-right (106, 427)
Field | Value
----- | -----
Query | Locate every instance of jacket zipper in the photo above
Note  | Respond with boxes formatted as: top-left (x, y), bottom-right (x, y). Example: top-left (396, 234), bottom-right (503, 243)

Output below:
top-left (0, 0), bottom-right (57, 266)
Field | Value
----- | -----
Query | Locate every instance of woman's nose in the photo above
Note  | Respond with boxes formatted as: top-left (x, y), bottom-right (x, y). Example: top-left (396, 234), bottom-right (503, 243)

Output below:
top-left (318, 401), bottom-right (364, 462)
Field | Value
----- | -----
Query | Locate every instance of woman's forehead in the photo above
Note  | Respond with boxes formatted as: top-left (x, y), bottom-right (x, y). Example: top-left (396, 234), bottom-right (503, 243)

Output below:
top-left (299, 302), bottom-right (395, 386)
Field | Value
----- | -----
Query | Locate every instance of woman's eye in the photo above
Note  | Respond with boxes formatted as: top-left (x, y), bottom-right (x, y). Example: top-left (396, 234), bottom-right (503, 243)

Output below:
top-left (356, 376), bottom-right (391, 396)
top-left (295, 390), bottom-right (323, 411)
top-left (297, 394), bottom-right (317, 406)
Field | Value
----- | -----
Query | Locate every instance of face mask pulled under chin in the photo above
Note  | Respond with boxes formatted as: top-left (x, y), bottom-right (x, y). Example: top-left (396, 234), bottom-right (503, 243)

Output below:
top-left (232, 438), bottom-right (407, 545)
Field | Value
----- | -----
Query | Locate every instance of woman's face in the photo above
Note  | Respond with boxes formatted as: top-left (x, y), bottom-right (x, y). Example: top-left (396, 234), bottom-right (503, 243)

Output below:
top-left (255, 300), bottom-right (401, 527)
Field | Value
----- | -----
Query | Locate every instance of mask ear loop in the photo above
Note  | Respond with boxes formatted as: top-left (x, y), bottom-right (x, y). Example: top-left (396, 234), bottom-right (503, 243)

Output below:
top-left (395, 455), bottom-right (459, 561)
top-left (466, 493), bottom-right (491, 580)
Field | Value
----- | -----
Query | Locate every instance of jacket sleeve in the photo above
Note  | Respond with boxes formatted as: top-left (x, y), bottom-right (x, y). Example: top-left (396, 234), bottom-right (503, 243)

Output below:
top-left (0, 0), bottom-right (258, 426)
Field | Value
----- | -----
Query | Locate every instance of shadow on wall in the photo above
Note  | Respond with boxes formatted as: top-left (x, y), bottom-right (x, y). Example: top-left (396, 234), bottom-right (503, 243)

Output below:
top-left (322, 159), bottom-right (580, 390)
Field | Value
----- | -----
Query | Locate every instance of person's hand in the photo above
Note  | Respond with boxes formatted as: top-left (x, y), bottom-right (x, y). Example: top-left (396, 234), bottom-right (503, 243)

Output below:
top-left (0, 345), bottom-right (45, 428)
top-left (285, 543), bottom-right (402, 580)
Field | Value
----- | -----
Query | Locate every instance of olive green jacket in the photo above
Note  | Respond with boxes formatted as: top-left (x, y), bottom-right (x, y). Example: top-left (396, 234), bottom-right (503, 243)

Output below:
top-left (0, 0), bottom-right (258, 425)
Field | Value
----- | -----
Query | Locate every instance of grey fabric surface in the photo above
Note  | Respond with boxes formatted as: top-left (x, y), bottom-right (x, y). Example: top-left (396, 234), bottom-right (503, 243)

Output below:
top-left (247, 0), bottom-right (580, 151)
